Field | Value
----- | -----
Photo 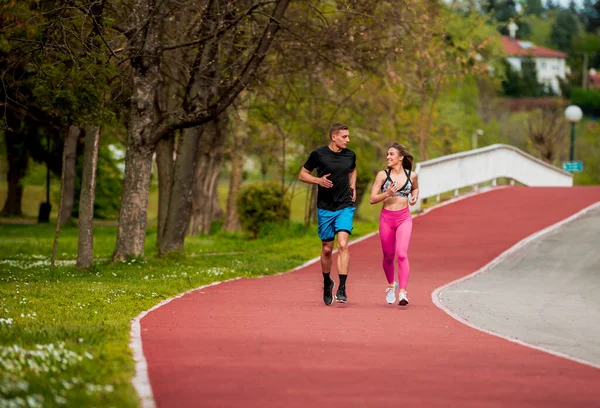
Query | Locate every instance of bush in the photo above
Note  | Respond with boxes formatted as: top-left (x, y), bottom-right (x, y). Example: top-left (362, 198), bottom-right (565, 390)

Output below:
top-left (237, 182), bottom-right (290, 238)
top-left (570, 88), bottom-right (600, 117)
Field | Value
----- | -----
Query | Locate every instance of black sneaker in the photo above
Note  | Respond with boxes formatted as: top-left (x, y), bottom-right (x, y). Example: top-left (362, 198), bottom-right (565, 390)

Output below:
top-left (323, 279), bottom-right (335, 306)
top-left (335, 286), bottom-right (347, 303)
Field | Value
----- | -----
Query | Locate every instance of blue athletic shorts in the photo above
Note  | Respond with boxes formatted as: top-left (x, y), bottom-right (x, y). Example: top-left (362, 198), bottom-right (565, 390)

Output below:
top-left (317, 207), bottom-right (356, 242)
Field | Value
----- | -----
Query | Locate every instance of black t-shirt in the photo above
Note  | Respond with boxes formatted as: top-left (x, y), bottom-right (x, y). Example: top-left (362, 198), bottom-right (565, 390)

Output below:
top-left (303, 146), bottom-right (356, 211)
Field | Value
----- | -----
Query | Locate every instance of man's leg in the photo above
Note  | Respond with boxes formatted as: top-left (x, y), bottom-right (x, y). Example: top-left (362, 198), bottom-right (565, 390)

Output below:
top-left (333, 207), bottom-right (355, 303)
top-left (317, 208), bottom-right (337, 305)
top-left (320, 240), bottom-right (334, 274)
top-left (335, 231), bottom-right (350, 303)
top-left (321, 240), bottom-right (335, 305)
top-left (336, 231), bottom-right (350, 276)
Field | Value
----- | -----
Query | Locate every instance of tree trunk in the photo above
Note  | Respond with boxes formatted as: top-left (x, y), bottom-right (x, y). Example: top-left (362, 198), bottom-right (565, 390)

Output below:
top-left (223, 151), bottom-right (244, 232)
top-left (59, 125), bottom-right (80, 225)
top-left (77, 126), bottom-right (100, 269)
top-left (223, 161), bottom-right (243, 230)
top-left (156, 133), bottom-right (175, 246)
top-left (113, 144), bottom-right (155, 260)
top-left (50, 135), bottom-right (71, 268)
top-left (223, 92), bottom-right (249, 232)
top-left (188, 118), bottom-right (226, 236)
top-left (1, 129), bottom-right (28, 217)
top-left (159, 126), bottom-right (204, 255)
top-left (112, 0), bottom-right (163, 261)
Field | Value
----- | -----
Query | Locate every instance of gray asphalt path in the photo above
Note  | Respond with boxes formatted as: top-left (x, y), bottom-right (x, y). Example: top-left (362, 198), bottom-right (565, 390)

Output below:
top-left (441, 205), bottom-right (600, 367)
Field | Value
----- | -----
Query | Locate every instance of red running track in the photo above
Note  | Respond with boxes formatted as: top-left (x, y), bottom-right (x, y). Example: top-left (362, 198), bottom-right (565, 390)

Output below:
top-left (141, 187), bottom-right (600, 407)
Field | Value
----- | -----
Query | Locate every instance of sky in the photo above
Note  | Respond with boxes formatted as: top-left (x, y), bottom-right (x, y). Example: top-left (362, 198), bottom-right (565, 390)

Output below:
top-left (548, 0), bottom-right (584, 7)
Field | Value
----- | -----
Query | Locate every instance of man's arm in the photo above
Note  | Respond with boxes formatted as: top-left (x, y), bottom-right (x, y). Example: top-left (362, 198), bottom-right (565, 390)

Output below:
top-left (349, 168), bottom-right (357, 202)
top-left (299, 167), bottom-right (333, 188)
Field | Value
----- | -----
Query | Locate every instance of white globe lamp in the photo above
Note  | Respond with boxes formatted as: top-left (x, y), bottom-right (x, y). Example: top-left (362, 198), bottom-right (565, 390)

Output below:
top-left (564, 105), bottom-right (583, 162)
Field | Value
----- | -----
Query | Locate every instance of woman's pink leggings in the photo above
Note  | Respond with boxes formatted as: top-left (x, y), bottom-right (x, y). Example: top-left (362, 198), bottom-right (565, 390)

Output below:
top-left (379, 207), bottom-right (413, 289)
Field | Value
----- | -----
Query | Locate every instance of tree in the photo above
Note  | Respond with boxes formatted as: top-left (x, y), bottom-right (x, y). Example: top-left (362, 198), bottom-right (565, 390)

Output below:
top-left (502, 60), bottom-right (524, 96)
top-left (501, 58), bottom-right (549, 97)
top-left (1, 112), bottom-right (29, 217)
top-left (581, 0), bottom-right (600, 32)
top-left (525, 0), bottom-right (544, 16)
top-left (111, 0), bottom-right (291, 259)
top-left (489, 0), bottom-right (532, 38)
top-left (521, 58), bottom-right (545, 96)
top-left (222, 91), bottom-right (250, 233)
top-left (2, 1), bottom-right (113, 229)
top-left (571, 33), bottom-right (600, 89)
top-left (59, 126), bottom-right (81, 225)
top-left (0, 5), bottom-right (65, 218)
top-left (526, 105), bottom-right (568, 165)
top-left (550, 10), bottom-right (581, 52)
top-left (77, 126), bottom-right (100, 269)
top-left (187, 118), bottom-right (226, 236)
top-left (393, 3), bottom-right (496, 160)
top-left (569, 0), bottom-right (578, 14)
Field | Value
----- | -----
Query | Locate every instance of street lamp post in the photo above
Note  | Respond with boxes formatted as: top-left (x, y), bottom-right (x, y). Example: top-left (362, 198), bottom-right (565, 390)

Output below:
top-left (472, 129), bottom-right (483, 150)
top-left (564, 105), bottom-right (583, 162)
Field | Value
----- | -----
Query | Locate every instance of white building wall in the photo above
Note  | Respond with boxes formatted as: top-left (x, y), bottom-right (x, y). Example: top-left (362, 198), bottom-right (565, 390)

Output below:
top-left (508, 56), bottom-right (567, 95)
top-left (536, 57), bottom-right (567, 94)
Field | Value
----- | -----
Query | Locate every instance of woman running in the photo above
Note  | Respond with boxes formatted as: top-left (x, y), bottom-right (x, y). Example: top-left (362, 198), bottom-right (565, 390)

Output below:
top-left (369, 143), bottom-right (419, 306)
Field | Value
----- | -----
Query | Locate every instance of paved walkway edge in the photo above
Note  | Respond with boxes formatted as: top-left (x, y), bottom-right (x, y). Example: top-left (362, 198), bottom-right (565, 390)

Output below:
top-left (432, 200), bottom-right (600, 371)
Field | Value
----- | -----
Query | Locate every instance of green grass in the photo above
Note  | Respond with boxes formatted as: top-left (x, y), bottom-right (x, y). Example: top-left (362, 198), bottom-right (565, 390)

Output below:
top-left (0, 221), bottom-right (377, 407)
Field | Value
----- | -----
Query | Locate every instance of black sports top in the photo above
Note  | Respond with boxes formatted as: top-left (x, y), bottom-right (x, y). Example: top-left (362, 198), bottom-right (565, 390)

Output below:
top-left (381, 168), bottom-right (412, 198)
top-left (303, 146), bottom-right (356, 211)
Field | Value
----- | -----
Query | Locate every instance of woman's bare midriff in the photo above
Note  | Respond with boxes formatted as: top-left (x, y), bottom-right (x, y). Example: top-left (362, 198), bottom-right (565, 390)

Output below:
top-left (382, 195), bottom-right (409, 211)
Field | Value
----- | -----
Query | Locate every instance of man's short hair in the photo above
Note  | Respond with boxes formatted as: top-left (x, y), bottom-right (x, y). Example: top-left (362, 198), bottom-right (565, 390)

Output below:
top-left (329, 123), bottom-right (349, 139)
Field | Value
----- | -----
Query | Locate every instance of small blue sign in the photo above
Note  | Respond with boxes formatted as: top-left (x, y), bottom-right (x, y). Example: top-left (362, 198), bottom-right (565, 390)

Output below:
top-left (562, 161), bottom-right (583, 172)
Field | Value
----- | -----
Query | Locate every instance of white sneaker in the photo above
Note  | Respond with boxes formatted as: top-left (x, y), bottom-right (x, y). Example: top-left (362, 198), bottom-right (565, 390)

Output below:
top-left (398, 291), bottom-right (409, 306)
top-left (385, 282), bottom-right (398, 304)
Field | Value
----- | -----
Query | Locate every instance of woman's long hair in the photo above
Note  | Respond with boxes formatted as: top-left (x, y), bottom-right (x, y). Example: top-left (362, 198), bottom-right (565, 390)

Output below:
top-left (388, 143), bottom-right (414, 171)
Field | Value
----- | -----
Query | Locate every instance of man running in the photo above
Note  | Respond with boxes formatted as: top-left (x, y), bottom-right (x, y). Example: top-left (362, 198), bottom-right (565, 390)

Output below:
top-left (299, 123), bottom-right (357, 305)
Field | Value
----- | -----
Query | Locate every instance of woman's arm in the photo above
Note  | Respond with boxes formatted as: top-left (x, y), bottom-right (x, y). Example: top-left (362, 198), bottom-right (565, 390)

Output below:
top-left (409, 172), bottom-right (419, 205)
top-left (369, 171), bottom-right (395, 205)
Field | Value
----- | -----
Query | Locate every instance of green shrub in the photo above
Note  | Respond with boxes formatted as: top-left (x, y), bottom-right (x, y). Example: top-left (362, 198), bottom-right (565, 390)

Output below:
top-left (570, 88), bottom-right (600, 116)
top-left (237, 182), bottom-right (290, 238)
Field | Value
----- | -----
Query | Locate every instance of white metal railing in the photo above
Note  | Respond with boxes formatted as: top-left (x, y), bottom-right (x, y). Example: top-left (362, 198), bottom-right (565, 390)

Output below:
top-left (412, 144), bottom-right (573, 211)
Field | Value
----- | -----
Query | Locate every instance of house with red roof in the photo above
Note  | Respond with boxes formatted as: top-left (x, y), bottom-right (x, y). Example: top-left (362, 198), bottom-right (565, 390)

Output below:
top-left (500, 34), bottom-right (569, 95)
